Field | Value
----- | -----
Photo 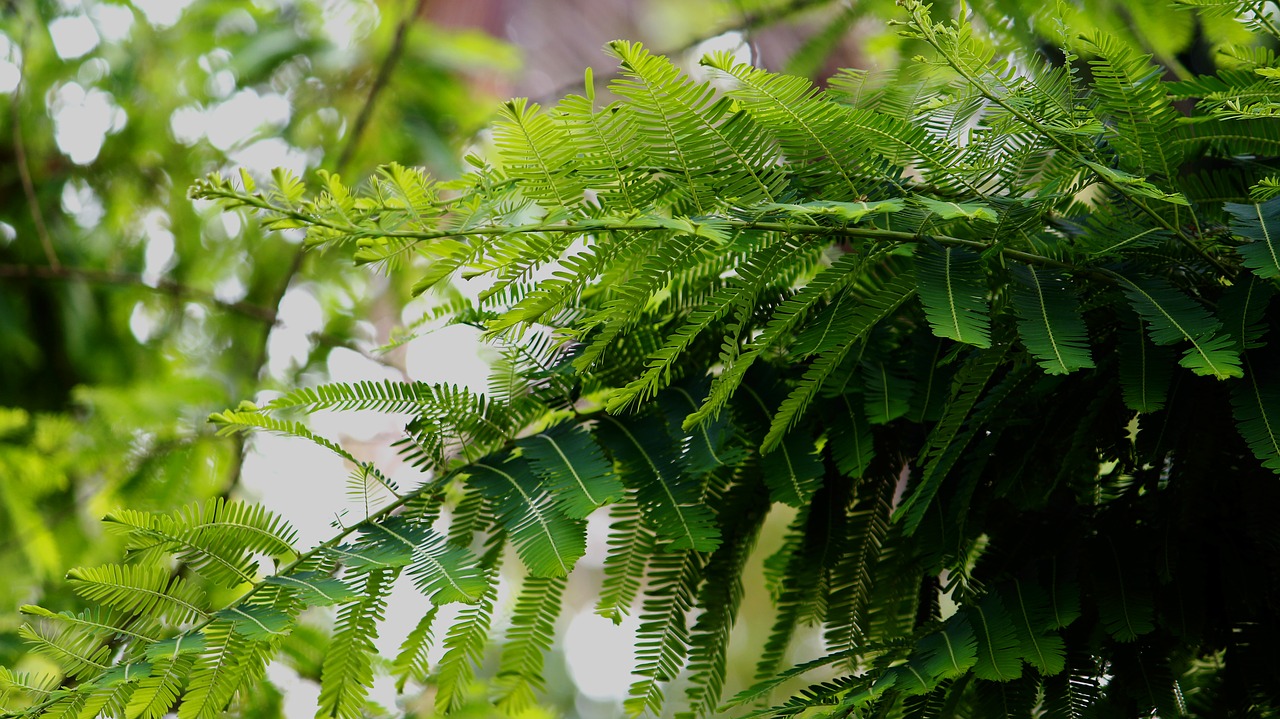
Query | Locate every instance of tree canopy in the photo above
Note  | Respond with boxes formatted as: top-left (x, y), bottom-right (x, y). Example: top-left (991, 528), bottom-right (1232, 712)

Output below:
top-left (3, 0), bottom-right (1280, 718)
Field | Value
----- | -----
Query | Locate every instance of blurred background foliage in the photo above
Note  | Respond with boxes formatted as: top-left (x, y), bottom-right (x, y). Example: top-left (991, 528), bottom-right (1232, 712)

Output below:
top-left (0, 0), bottom-right (1254, 716)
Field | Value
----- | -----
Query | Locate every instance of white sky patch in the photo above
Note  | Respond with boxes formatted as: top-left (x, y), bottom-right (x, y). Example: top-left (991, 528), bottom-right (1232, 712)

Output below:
top-left (267, 286), bottom-right (325, 379)
top-left (0, 34), bottom-right (22, 94)
top-left (50, 82), bottom-right (126, 165)
top-left (206, 89), bottom-right (292, 150)
top-left (60, 179), bottom-right (105, 228)
top-left (309, 348), bottom-right (409, 443)
top-left (242, 430), bottom-right (349, 547)
top-left (229, 137), bottom-right (313, 179)
top-left (687, 30), bottom-right (750, 86)
top-left (565, 609), bottom-right (642, 702)
top-left (404, 323), bottom-right (490, 394)
top-left (141, 210), bottom-right (176, 286)
top-left (321, 0), bottom-right (379, 51)
top-left (48, 15), bottom-right (100, 60)
top-left (169, 104), bottom-right (206, 145)
top-left (131, 0), bottom-right (197, 29)
top-left (90, 3), bottom-right (134, 44)
top-left (213, 275), bottom-right (248, 304)
top-left (128, 301), bottom-right (161, 343)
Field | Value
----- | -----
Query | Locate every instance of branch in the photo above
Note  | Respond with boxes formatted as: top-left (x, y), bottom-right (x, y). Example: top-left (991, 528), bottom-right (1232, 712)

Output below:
top-left (0, 264), bottom-right (278, 324)
top-left (534, 0), bottom-right (843, 104)
top-left (335, 0), bottom-right (431, 173)
top-left (10, 18), bottom-right (58, 269)
top-left (223, 0), bottom-right (431, 499)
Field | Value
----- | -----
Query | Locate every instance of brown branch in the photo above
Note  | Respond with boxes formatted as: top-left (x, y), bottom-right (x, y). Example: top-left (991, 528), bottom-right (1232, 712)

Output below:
top-left (10, 18), bottom-right (59, 269)
top-left (335, 0), bottom-right (432, 172)
top-left (221, 0), bottom-right (429, 498)
top-left (534, 0), bottom-right (841, 104)
top-left (0, 264), bottom-right (279, 324)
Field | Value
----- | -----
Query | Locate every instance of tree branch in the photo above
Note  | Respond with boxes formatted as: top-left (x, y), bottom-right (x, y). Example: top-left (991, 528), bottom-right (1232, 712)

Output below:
top-left (10, 18), bottom-right (59, 269)
top-left (534, 0), bottom-right (842, 104)
top-left (335, 0), bottom-right (432, 173)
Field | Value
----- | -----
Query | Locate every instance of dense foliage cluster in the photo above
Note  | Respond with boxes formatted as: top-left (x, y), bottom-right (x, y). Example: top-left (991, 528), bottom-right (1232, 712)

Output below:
top-left (5, 0), bottom-right (1280, 717)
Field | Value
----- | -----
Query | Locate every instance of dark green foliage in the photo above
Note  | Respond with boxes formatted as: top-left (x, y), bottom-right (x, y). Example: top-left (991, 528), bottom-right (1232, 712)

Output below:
top-left (5, 0), bottom-right (1280, 717)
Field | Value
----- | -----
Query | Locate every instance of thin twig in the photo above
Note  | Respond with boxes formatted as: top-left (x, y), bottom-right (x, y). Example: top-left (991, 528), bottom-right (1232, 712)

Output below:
top-left (534, 0), bottom-right (842, 104)
top-left (0, 263), bottom-right (279, 323)
top-left (222, 0), bottom-right (427, 498)
top-left (335, 0), bottom-right (431, 172)
top-left (10, 19), bottom-right (59, 269)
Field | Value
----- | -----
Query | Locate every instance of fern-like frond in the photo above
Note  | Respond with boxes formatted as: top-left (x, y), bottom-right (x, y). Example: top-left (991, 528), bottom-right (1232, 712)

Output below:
top-left (494, 575), bottom-right (567, 712)
top-left (897, 346), bottom-right (1007, 533)
top-left (434, 545), bottom-right (502, 715)
top-left (1116, 273), bottom-right (1242, 378)
top-left (761, 262), bottom-right (918, 450)
top-left (518, 424), bottom-right (623, 518)
top-left (316, 569), bottom-right (394, 719)
top-left (469, 454), bottom-right (587, 577)
top-left (17, 624), bottom-right (111, 682)
top-left (67, 565), bottom-right (209, 626)
top-left (607, 41), bottom-right (787, 211)
top-left (177, 622), bottom-right (246, 719)
top-left (494, 98), bottom-right (585, 213)
top-left (916, 246), bottom-right (992, 348)
top-left (1004, 581), bottom-right (1067, 675)
top-left (124, 654), bottom-right (194, 719)
top-left (391, 606), bottom-right (437, 693)
top-left (595, 415), bottom-right (721, 552)
top-left (1227, 196), bottom-right (1280, 279)
top-left (967, 595), bottom-right (1023, 682)
top-left (1231, 350), bottom-right (1280, 474)
top-left (596, 493), bottom-right (655, 622)
top-left (1009, 266), bottom-right (1095, 374)
top-left (625, 550), bottom-right (704, 717)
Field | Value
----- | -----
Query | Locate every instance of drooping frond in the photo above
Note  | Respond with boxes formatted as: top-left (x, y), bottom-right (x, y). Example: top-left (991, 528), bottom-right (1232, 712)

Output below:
top-left (1227, 197), bottom-right (1280, 279)
top-left (595, 414), bottom-right (721, 552)
top-left (1116, 273), bottom-right (1242, 378)
top-left (468, 454), bottom-right (587, 577)
top-left (517, 423), bottom-right (623, 518)
top-left (915, 246), bottom-right (992, 348)
top-left (1009, 266), bottom-right (1095, 374)
top-left (494, 575), bottom-right (567, 712)
top-left (317, 569), bottom-right (394, 719)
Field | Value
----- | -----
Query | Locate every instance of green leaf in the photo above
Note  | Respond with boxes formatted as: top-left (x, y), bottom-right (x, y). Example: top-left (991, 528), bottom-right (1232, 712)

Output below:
top-left (828, 394), bottom-right (875, 478)
top-left (317, 570), bottom-right (393, 719)
top-left (595, 415), bottom-right (721, 552)
top-left (264, 573), bottom-right (359, 606)
top-left (1232, 351), bottom-right (1280, 474)
top-left (1227, 196), bottom-right (1280, 279)
top-left (1119, 314), bottom-right (1176, 413)
top-left (518, 424), bottom-right (623, 519)
top-left (916, 246), bottom-right (992, 348)
top-left (967, 595), bottom-right (1023, 682)
top-left (917, 198), bottom-right (999, 221)
top-left (391, 607), bottom-right (438, 693)
top-left (1004, 581), bottom-right (1067, 675)
top-left (215, 606), bottom-right (291, 641)
top-left (1010, 266), bottom-right (1095, 375)
top-left (353, 518), bottom-right (489, 604)
top-left (494, 576), bottom-right (567, 712)
top-left (469, 455), bottom-right (588, 576)
top-left (759, 429), bottom-right (823, 509)
top-left (67, 566), bottom-right (208, 625)
top-left (1117, 274), bottom-right (1242, 378)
